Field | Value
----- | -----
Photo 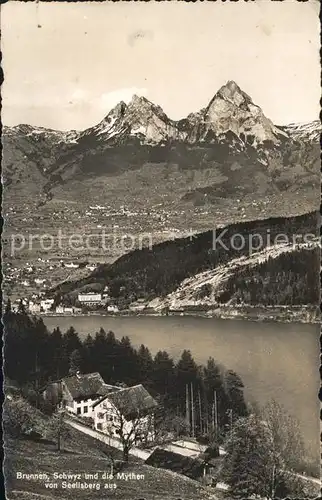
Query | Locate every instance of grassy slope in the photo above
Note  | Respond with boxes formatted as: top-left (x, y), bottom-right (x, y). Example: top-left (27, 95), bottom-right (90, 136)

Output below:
top-left (4, 428), bottom-right (214, 500)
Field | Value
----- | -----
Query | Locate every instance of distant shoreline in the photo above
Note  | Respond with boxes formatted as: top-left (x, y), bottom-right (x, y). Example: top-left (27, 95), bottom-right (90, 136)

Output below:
top-left (38, 305), bottom-right (319, 325)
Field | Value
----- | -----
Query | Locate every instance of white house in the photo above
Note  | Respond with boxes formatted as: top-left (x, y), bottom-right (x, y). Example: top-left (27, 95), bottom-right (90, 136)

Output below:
top-left (40, 298), bottom-right (55, 312)
top-left (107, 304), bottom-right (119, 313)
top-left (34, 278), bottom-right (46, 285)
top-left (78, 293), bottom-right (102, 306)
top-left (55, 305), bottom-right (65, 314)
top-left (29, 301), bottom-right (41, 313)
top-left (92, 384), bottom-right (158, 443)
top-left (59, 372), bottom-right (119, 418)
top-left (86, 264), bottom-right (97, 271)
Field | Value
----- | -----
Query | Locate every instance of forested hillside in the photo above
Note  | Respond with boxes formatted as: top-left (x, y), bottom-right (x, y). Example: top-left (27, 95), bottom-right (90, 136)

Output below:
top-left (53, 211), bottom-right (319, 308)
top-left (3, 305), bottom-right (248, 438)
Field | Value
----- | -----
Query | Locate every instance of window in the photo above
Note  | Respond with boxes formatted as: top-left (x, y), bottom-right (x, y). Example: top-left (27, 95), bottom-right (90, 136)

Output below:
top-left (77, 407), bottom-right (81, 415)
top-left (83, 406), bottom-right (88, 413)
top-left (97, 423), bottom-right (102, 430)
top-left (97, 412), bottom-right (104, 419)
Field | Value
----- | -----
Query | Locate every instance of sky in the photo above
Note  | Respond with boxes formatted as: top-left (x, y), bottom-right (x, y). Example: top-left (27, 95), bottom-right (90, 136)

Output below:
top-left (1, 1), bottom-right (320, 131)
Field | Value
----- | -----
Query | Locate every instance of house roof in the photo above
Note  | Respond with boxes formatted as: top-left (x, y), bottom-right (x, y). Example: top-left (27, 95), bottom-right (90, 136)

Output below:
top-left (97, 383), bottom-right (121, 396)
top-left (145, 448), bottom-right (205, 480)
top-left (93, 384), bottom-right (158, 419)
top-left (62, 372), bottom-right (107, 400)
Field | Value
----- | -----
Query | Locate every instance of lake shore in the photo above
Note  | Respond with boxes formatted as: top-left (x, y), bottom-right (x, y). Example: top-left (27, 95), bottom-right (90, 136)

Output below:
top-left (40, 304), bottom-right (320, 324)
top-left (41, 312), bottom-right (320, 464)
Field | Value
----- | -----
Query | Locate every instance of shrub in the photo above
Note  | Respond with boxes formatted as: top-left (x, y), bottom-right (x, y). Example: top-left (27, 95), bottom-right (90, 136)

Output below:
top-left (3, 397), bottom-right (44, 438)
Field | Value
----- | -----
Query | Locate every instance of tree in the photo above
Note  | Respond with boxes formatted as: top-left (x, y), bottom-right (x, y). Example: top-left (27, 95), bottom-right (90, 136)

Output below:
top-left (100, 391), bottom-right (156, 462)
top-left (263, 400), bottom-right (305, 472)
top-left (82, 334), bottom-right (95, 373)
top-left (61, 327), bottom-right (82, 375)
top-left (221, 414), bottom-right (280, 499)
top-left (48, 327), bottom-right (64, 379)
top-left (221, 404), bottom-right (308, 499)
top-left (202, 357), bottom-right (226, 436)
top-left (69, 349), bottom-right (82, 375)
top-left (154, 409), bottom-right (189, 442)
top-left (47, 411), bottom-right (71, 452)
top-left (151, 350), bottom-right (176, 402)
top-left (176, 350), bottom-right (199, 413)
top-left (3, 397), bottom-right (44, 438)
top-left (223, 370), bottom-right (248, 419)
top-left (137, 344), bottom-right (153, 387)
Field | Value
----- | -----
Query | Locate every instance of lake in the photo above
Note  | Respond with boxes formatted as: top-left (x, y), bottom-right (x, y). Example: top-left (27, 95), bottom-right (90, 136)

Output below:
top-left (43, 315), bottom-right (319, 464)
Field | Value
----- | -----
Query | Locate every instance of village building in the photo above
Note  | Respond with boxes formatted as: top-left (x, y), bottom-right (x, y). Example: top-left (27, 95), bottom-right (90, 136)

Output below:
top-left (85, 264), bottom-right (97, 271)
top-left (28, 301), bottom-right (41, 313)
top-left (34, 278), bottom-right (46, 285)
top-left (93, 384), bottom-right (158, 442)
top-left (55, 305), bottom-right (83, 314)
top-left (145, 446), bottom-right (223, 486)
top-left (43, 373), bottom-right (158, 445)
top-left (42, 372), bottom-right (119, 417)
top-left (107, 304), bottom-right (119, 313)
top-left (62, 306), bottom-right (74, 314)
top-left (55, 305), bottom-right (65, 314)
top-left (77, 292), bottom-right (102, 306)
top-left (145, 448), bottom-right (206, 480)
top-left (40, 298), bottom-right (55, 312)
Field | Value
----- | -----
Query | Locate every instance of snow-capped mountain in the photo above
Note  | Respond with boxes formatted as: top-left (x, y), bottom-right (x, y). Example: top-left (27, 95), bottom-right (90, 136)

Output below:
top-left (3, 81), bottom-right (319, 210)
top-left (79, 95), bottom-right (185, 145)
top-left (3, 124), bottom-right (79, 144)
top-left (75, 81), bottom-right (289, 147)
top-left (4, 81), bottom-right (319, 150)
top-left (180, 81), bottom-right (288, 146)
top-left (281, 120), bottom-right (321, 143)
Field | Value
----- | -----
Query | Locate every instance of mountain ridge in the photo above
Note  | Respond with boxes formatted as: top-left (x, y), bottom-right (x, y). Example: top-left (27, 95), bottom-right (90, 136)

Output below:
top-left (2, 80), bottom-right (303, 142)
top-left (2, 81), bottom-right (320, 212)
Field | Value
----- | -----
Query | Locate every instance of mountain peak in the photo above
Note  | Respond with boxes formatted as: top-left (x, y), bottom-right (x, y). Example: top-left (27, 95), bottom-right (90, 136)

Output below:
top-left (216, 80), bottom-right (253, 107)
top-left (108, 100), bottom-right (127, 117)
top-left (200, 80), bottom-right (284, 144)
top-left (222, 80), bottom-right (241, 91)
top-left (129, 94), bottom-right (150, 106)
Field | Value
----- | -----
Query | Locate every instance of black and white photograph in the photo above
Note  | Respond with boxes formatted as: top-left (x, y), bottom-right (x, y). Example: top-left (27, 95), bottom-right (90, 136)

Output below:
top-left (2, 1), bottom-right (321, 499)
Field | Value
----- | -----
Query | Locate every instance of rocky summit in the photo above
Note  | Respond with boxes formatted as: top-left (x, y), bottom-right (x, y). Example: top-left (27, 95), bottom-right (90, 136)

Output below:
top-left (2, 81), bottom-right (320, 213)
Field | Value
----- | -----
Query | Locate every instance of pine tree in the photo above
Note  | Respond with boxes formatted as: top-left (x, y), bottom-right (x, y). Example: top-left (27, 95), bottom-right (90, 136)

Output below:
top-left (221, 414), bottom-right (276, 498)
top-left (176, 350), bottom-right (199, 417)
top-left (137, 344), bottom-right (153, 387)
top-left (152, 351), bottom-right (176, 405)
top-left (69, 349), bottom-right (82, 375)
top-left (223, 370), bottom-right (248, 419)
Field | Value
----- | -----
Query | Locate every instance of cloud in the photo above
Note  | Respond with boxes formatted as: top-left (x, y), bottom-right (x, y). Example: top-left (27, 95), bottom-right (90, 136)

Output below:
top-left (70, 88), bottom-right (88, 102)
